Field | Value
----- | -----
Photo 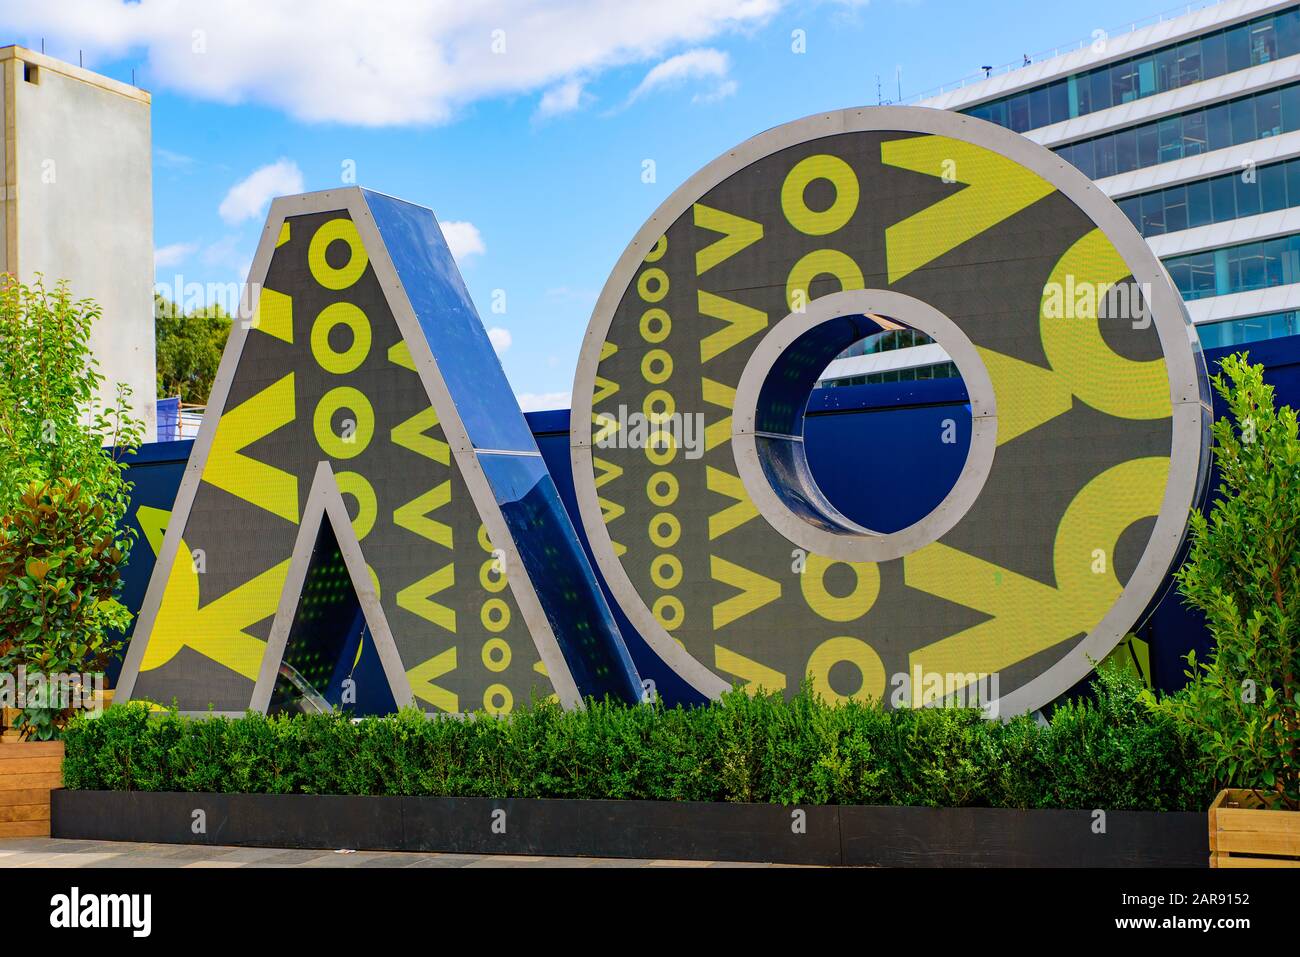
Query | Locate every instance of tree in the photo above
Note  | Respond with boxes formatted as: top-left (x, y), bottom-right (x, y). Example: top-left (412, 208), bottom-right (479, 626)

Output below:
top-left (1159, 354), bottom-right (1300, 810)
top-left (0, 275), bottom-right (143, 739)
top-left (154, 293), bottom-right (232, 404)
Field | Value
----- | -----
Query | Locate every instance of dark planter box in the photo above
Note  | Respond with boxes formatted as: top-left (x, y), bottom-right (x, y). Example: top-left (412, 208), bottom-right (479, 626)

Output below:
top-left (52, 790), bottom-right (1207, 866)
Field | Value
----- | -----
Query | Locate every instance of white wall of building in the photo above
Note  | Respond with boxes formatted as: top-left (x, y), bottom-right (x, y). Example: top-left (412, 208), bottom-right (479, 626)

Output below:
top-left (3, 47), bottom-right (155, 441)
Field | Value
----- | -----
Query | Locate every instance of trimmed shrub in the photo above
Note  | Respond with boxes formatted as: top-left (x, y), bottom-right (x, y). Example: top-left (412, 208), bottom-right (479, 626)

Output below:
top-left (62, 668), bottom-right (1212, 810)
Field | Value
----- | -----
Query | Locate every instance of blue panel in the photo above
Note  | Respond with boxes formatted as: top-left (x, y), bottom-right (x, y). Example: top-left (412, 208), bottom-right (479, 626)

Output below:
top-left (527, 419), bottom-right (707, 707)
top-left (805, 403), bottom-right (972, 533)
top-left (477, 451), bottom-right (642, 704)
top-left (361, 189), bottom-right (537, 453)
top-left (155, 397), bottom-right (180, 443)
top-left (107, 441), bottom-right (193, 687)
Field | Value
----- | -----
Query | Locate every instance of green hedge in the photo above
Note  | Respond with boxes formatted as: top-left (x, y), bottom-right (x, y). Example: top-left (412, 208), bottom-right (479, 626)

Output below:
top-left (62, 667), bottom-right (1215, 810)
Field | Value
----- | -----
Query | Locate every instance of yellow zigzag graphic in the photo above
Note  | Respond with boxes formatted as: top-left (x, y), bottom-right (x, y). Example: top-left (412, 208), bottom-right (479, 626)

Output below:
top-left (388, 340), bottom-right (416, 371)
top-left (710, 555), bottom-right (781, 629)
top-left (701, 378), bottom-right (735, 452)
top-left (407, 646), bottom-right (458, 713)
top-left (882, 135), bottom-right (1055, 283)
top-left (250, 287), bottom-right (293, 343)
top-left (135, 506), bottom-right (288, 680)
top-left (390, 402), bottom-right (456, 636)
top-left (706, 466), bottom-right (757, 540)
top-left (976, 346), bottom-right (1073, 446)
top-left (393, 480), bottom-right (453, 548)
top-left (391, 406), bottom-right (450, 465)
top-left (397, 564), bottom-right (457, 633)
top-left (203, 373), bottom-right (298, 523)
top-left (699, 290), bottom-right (767, 363)
top-left (693, 203), bottom-right (763, 275)
top-left (715, 645), bottom-right (786, 694)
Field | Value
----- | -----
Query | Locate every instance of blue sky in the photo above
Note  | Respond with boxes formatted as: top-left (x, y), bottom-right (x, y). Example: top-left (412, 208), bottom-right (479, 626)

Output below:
top-left (3, 0), bottom-right (1192, 408)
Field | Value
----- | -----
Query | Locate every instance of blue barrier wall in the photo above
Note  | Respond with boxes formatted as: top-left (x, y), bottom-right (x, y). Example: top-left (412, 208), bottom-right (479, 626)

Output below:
top-left (113, 335), bottom-right (1300, 706)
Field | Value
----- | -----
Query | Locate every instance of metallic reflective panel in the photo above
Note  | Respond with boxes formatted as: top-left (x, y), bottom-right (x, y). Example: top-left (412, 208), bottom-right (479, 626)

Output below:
top-left (478, 451), bottom-right (642, 703)
top-left (362, 190), bottom-right (537, 454)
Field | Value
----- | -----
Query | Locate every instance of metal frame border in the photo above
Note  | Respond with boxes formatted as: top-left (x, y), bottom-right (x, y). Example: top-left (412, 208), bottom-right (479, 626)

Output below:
top-left (248, 461), bottom-right (414, 714)
top-left (118, 187), bottom-right (583, 713)
top-left (569, 106), bottom-right (1210, 713)
top-left (731, 289), bottom-right (998, 563)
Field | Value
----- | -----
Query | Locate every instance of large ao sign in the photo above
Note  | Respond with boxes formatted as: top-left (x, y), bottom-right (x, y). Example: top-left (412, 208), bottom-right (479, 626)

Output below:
top-left (118, 108), bottom-right (1209, 717)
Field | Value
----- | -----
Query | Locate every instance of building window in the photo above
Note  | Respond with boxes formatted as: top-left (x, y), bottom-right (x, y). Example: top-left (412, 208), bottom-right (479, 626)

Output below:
top-left (1165, 233), bottom-right (1300, 300)
top-left (1197, 310), bottom-right (1300, 348)
top-left (1118, 156), bottom-right (1300, 239)
top-left (1054, 80), bottom-right (1300, 181)
top-left (962, 7), bottom-right (1300, 133)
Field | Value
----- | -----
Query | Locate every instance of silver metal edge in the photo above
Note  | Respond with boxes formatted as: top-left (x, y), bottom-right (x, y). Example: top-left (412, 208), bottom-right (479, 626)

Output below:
top-left (730, 288), bottom-right (999, 563)
top-left (248, 461), bottom-right (416, 714)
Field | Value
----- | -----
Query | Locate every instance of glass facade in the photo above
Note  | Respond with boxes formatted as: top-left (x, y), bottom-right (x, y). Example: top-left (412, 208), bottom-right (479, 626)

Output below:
top-left (964, 7), bottom-right (1300, 133)
top-left (1118, 155), bottom-right (1300, 237)
top-left (1164, 232), bottom-right (1300, 300)
top-left (823, 329), bottom-right (962, 385)
top-left (1197, 309), bottom-right (1300, 347)
top-left (825, 361), bottom-right (961, 387)
top-left (1054, 81), bottom-right (1300, 179)
top-left (835, 326), bottom-right (933, 359)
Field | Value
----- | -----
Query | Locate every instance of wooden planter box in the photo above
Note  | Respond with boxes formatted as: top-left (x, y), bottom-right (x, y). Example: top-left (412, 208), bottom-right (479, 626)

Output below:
top-left (0, 707), bottom-right (21, 743)
top-left (1209, 788), bottom-right (1300, 868)
top-left (0, 740), bottom-right (64, 838)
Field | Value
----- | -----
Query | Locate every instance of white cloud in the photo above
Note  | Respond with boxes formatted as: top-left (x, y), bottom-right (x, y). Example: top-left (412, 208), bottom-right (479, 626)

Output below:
top-left (626, 48), bottom-right (732, 105)
top-left (9, 1), bottom-right (779, 126)
top-left (535, 79), bottom-right (588, 120)
top-left (218, 159), bottom-right (303, 225)
top-left (439, 220), bottom-right (485, 261)
top-left (516, 391), bottom-right (572, 412)
top-left (154, 241), bottom-right (197, 268)
top-left (693, 78), bottom-right (738, 103)
top-left (487, 327), bottom-right (512, 355)
top-left (155, 147), bottom-right (196, 169)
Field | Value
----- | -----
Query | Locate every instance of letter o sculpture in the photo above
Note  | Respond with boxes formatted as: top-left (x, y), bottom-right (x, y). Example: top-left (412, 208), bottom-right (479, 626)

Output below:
top-left (571, 107), bottom-right (1210, 715)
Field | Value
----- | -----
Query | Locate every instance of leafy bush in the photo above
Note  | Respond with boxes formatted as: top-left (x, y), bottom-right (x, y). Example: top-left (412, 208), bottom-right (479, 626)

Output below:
top-left (0, 275), bottom-right (143, 739)
top-left (63, 669), bottom-right (1212, 810)
top-left (1158, 353), bottom-right (1300, 809)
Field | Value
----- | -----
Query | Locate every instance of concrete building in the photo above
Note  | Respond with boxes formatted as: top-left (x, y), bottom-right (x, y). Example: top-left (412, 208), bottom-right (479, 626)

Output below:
top-left (1, 46), bottom-right (155, 439)
top-left (822, 0), bottom-right (1300, 386)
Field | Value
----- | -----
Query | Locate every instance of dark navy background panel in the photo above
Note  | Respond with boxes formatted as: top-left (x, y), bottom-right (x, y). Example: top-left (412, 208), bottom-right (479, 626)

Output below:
top-left (116, 336), bottom-right (1300, 706)
top-left (109, 440), bottom-right (193, 688)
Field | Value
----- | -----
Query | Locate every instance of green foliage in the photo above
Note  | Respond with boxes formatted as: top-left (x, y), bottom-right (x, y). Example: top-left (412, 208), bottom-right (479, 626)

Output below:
top-left (154, 294), bottom-right (231, 404)
top-left (1159, 353), bottom-right (1300, 810)
top-left (0, 275), bottom-right (142, 739)
top-left (63, 669), bottom-right (1211, 810)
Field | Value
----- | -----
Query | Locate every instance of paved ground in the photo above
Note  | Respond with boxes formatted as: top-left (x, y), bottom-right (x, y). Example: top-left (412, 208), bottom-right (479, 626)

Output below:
top-left (0, 837), bottom-right (786, 867)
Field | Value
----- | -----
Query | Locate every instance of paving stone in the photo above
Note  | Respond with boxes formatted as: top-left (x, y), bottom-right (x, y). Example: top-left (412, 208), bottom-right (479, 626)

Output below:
top-left (0, 838), bottom-right (762, 868)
